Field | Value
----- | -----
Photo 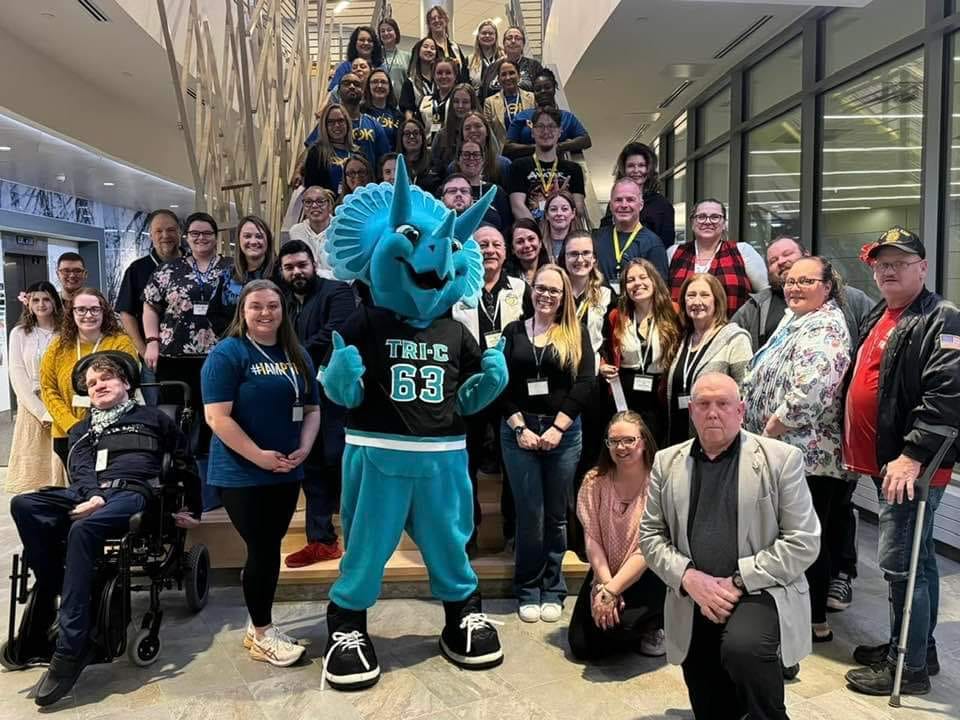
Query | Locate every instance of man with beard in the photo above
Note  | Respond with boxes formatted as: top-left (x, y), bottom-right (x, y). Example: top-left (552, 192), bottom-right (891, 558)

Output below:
top-left (732, 236), bottom-right (874, 352)
top-left (277, 241), bottom-right (357, 567)
top-left (307, 73), bottom-right (390, 171)
top-left (440, 173), bottom-right (504, 232)
top-left (502, 68), bottom-right (591, 159)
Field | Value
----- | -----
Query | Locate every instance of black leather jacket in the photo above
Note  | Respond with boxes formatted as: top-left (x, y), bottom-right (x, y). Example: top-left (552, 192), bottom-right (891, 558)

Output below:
top-left (852, 287), bottom-right (960, 471)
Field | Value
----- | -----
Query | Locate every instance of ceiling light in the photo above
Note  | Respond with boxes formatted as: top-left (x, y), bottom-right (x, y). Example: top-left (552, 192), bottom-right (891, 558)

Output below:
top-left (103, 182), bottom-right (115, 186)
top-left (170, 204), bottom-right (179, 208)
top-left (333, 1), bottom-right (349, 14)
top-left (55, 174), bottom-right (66, 182)
top-left (0, 146), bottom-right (11, 151)
top-left (822, 206), bottom-right (873, 212)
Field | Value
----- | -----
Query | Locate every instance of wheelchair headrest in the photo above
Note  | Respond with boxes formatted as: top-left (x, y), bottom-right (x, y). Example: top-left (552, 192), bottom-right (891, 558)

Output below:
top-left (72, 351), bottom-right (141, 396)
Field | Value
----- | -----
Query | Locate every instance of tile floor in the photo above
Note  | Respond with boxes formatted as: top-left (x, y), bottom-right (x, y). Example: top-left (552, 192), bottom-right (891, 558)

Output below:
top-left (1, 486), bottom-right (959, 719)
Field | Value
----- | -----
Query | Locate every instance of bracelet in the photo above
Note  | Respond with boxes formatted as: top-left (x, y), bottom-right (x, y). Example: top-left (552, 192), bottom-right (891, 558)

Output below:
top-left (513, 424), bottom-right (527, 436)
top-left (145, 337), bottom-right (160, 344)
top-left (551, 423), bottom-right (566, 434)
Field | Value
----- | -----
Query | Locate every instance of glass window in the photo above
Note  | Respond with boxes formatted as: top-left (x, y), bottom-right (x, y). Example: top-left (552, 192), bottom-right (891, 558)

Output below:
top-left (819, 51), bottom-right (924, 299)
top-left (822, 0), bottom-right (924, 78)
top-left (697, 87), bottom-right (731, 146)
top-left (664, 164), bottom-right (687, 246)
top-left (666, 113), bottom-right (688, 168)
top-left (696, 145), bottom-right (729, 208)
top-left (746, 36), bottom-right (802, 117)
top-left (944, 35), bottom-right (960, 307)
top-left (744, 108), bottom-right (801, 253)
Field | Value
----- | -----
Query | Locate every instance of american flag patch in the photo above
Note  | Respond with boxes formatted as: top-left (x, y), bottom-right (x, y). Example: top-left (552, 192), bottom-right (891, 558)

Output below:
top-left (940, 334), bottom-right (960, 350)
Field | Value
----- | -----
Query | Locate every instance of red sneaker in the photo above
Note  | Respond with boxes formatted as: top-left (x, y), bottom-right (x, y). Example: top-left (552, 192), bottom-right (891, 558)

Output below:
top-left (284, 541), bottom-right (343, 568)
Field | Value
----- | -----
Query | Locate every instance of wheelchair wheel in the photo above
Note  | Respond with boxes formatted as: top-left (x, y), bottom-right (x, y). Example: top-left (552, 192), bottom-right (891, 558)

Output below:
top-left (97, 574), bottom-right (127, 661)
top-left (184, 545), bottom-right (210, 613)
top-left (126, 627), bottom-right (161, 667)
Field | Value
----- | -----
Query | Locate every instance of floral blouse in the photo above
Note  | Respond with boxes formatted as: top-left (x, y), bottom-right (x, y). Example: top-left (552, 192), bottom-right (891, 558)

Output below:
top-left (741, 300), bottom-right (851, 478)
top-left (143, 255), bottom-right (234, 357)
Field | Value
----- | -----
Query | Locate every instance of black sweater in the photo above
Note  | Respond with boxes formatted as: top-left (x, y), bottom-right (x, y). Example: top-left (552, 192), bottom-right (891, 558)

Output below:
top-left (498, 318), bottom-right (596, 420)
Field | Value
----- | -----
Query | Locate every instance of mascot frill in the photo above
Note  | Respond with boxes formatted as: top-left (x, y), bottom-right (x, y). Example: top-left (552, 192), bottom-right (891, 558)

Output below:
top-left (319, 156), bottom-right (509, 689)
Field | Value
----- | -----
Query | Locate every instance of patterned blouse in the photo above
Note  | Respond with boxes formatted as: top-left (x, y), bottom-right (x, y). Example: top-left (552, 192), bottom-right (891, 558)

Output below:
top-left (741, 300), bottom-right (851, 478)
top-left (143, 255), bottom-right (234, 357)
top-left (576, 469), bottom-right (647, 576)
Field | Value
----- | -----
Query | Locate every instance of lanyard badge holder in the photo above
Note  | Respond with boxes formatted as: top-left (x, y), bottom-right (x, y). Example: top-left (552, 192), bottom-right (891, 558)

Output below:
top-left (191, 257), bottom-right (218, 316)
top-left (527, 323), bottom-right (550, 396)
top-left (632, 317), bottom-right (655, 393)
top-left (247, 335), bottom-right (303, 421)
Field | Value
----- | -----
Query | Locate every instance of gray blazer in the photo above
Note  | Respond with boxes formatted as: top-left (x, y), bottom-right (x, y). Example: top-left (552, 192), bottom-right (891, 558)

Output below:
top-left (639, 430), bottom-right (820, 667)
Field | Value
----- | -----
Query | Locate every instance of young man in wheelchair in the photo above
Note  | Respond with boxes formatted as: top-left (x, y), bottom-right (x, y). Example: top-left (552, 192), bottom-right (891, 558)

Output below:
top-left (9, 351), bottom-right (199, 707)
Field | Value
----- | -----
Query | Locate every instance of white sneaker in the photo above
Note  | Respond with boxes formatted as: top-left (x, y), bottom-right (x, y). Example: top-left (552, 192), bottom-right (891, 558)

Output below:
top-left (639, 628), bottom-right (666, 657)
top-left (518, 604), bottom-right (540, 623)
top-left (243, 620), bottom-right (300, 649)
top-left (540, 603), bottom-right (563, 623)
top-left (249, 625), bottom-right (306, 667)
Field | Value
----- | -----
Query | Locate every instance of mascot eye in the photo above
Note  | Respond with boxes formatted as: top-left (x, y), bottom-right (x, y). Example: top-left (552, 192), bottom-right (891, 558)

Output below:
top-left (451, 240), bottom-right (463, 252)
top-left (395, 224), bottom-right (420, 243)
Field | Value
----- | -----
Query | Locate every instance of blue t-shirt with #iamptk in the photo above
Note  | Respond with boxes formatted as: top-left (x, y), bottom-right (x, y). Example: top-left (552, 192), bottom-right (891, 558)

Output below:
top-left (202, 336), bottom-right (319, 487)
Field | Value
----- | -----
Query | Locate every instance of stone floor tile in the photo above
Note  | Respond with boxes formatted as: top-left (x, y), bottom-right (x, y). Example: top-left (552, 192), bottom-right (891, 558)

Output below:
top-left (522, 678), bottom-right (642, 720)
top-left (166, 685), bottom-right (268, 720)
top-left (247, 670), bottom-right (361, 720)
top-left (405, 654), bottom-right (510, 708)
top-left (343, 668), bottom-right (448, 720)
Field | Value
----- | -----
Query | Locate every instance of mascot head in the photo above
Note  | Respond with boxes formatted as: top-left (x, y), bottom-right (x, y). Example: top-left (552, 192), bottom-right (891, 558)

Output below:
top-left (326, 156), bottom-right (496, 326)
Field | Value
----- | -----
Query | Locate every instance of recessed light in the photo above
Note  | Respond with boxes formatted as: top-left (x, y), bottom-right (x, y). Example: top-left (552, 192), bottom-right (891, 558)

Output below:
top-left (0, 146), bottom-right (11, 152)
top-left (103, 182), bottom-right (115, 187)
top-left (170, 204), bottom-right (179, 208)
top-left (56, 174), bottom-right (66, 182)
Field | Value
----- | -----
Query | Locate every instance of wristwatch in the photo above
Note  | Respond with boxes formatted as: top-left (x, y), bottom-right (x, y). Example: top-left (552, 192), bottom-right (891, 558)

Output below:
top-left (514, 424), bottom-right (527, 438)
top-left (731, 570), bottom-right (746, 591)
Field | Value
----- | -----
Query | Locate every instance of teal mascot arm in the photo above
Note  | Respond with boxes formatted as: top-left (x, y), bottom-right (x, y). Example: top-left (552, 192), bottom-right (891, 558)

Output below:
top-left (457, 337), bottom-right (509, 416)
top-left (320, 331), bottom-right (366, 409)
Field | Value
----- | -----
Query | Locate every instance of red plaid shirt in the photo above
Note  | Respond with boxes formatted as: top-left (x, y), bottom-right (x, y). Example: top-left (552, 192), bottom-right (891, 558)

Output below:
top-left (669, 241), bottom-right (753, 316)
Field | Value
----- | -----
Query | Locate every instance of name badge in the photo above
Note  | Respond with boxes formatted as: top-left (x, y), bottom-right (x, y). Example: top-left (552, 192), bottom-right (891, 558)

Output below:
top-left (633, 375), bottom-right (654, 393)
top-left (484, 331), bottom-right (502, 349)
top-left (292, 404), bottom-right (304, 422)
top-left (678, 394), bottom-right (691, 410)
top-left (527, 379), bottom-right (549, 396)
top-left (96, 448), bottom-right (109, 472)
top-left (72, 394), bottom-right (91, 408)
top-left (537, 199), bottom-right (546, 213)
top-left (430, 122), bottom-right (441, 135)
top-left (193, 303), bottom-right (209, 316)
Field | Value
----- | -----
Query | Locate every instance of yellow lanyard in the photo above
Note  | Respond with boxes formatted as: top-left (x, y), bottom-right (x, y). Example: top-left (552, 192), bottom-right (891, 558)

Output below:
top-left (533, 154), bottom-right (559, 196)
top-left (613, 226), bottom-right (642, 265)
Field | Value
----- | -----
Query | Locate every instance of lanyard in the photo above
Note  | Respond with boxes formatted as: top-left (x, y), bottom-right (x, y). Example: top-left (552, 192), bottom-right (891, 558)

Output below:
top-left (503, 91), bottom-right (521, 126)
top-left (432, 92), bottom-right (449, 122)
top-left (681, 330), bottom-right (719, 392)
top-left (384, 48), bottom-right (399, 73)
top-left (76, 334), bottom-right (103, 363)
top-left (533, 154), bottom-right (559, 196)
top-left (246, 335), bottom-right (300, 404)
top-left (526, 319), bottom-right (550, 378)
top-left (635, 315), bottom-right (654, 372)
top-left (576, 297), bottom-right (589, 321)
top-left (480, 289), bottom-right (501, 328)
top-left (613, 226), bottom-right (641, 266)
top-left (191, 256), bottom-right (219, 300)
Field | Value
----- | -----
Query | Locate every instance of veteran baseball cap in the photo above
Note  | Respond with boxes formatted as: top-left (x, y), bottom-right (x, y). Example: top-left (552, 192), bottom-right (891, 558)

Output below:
top-left (868, 226), bottom-right (925, 259)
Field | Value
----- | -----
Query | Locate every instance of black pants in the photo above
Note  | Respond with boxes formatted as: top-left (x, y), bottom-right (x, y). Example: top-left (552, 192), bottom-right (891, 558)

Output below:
top-left (465, 409), bottom-right (495, 543)
top-left (568, 568), bottom-right (665, 660)
top-left (682, 592), bottom-right (786, 720)
top-left (220, 482), bottom-right (300, 626)
top-left (827, 477), bottom-right (858, 578)
top-left (806, 476), bottom-right (850, 623)
top-left (53, 437), bottom-right (69, 467)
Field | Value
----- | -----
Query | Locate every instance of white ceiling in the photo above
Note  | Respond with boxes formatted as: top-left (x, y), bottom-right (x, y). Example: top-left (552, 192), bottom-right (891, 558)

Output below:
top-left (564, 0), bottom-right (812, 198)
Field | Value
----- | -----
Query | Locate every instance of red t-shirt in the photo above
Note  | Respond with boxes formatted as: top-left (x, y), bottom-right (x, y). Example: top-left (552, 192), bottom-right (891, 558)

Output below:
top-left (844, 307), bottom-right (951, 487)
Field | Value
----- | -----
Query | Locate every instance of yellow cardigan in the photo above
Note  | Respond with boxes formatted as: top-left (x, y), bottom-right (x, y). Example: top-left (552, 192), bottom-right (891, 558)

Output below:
top-left (40, 333), bottom-right (138, 438)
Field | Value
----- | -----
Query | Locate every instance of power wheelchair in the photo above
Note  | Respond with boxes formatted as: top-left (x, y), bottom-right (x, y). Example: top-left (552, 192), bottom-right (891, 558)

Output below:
top-left (1, 353), bottom-right (210, 674)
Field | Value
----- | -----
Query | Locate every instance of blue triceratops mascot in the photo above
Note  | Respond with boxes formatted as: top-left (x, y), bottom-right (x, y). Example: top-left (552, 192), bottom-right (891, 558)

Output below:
top-left (319, 157), bottom-right (509, 690)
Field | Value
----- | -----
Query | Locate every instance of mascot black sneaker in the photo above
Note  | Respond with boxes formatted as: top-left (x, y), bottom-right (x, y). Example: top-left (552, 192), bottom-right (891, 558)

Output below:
top-left (322, 602), bottom-right (380, 691)
top-left (440, 592), bottom-right (504, 669)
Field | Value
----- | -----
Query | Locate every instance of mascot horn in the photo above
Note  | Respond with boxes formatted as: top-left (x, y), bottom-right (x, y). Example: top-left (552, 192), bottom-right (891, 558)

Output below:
top-left (319, 156), bottom-right (509, 690)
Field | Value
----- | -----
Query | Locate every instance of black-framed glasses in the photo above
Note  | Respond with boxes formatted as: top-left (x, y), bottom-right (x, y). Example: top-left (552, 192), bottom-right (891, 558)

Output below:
top-left (302, 199), bottom-right (330, 208)
top-left (58, 268), bottom-right (86, 276)
top-left (402, 130), bottom-right (422, 139)
top-left (565, 250), bottom-right (594, 260)
top-left (693, 213), bottom-right (725, 225)
top-left (533, 284), bottom-right (562, 297)
top-left (345, 170), bottom-right (369, 179)
top-left (186, 230), bottom-right (216, 240)
top-left (873, 259), bottom-right (923, 273)
top-left (443, 187), bottom-right (472, 196)
top-left (73, 306), bottom-right (103, 316)
top-left (459, 151), bottom-right (483, 160)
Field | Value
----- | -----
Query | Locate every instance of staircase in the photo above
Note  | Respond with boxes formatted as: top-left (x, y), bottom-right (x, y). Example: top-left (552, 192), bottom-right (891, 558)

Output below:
top-left (327, 0), bottom-right (381, 63)
top-left (187, 470), bottom-right (589, 598)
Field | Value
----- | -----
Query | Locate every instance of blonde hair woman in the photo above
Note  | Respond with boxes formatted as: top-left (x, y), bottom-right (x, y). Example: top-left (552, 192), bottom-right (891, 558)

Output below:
top-left (468, 19), bottom-right (504, 88)
top-left (498, 264), bottom-right (596, 624)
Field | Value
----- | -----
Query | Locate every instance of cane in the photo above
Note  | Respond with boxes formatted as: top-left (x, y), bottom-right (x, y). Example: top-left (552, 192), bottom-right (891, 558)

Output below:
top-left (889, 422), bottom-right (958, 708)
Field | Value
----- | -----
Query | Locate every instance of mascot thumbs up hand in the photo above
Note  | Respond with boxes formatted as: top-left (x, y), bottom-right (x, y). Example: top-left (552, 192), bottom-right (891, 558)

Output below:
top-left (321, 331), bottom-right (366, 409)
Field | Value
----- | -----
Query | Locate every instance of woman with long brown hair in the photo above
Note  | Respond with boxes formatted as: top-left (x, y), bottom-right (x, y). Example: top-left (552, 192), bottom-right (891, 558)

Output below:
top-left (600, 259), bottom-right (681, 447)
top-left (7, 281), bottom-right (65, 492)
top-left (202, 279), bottom-right (320, 667)
top-left (209, 214), bottom-right (277, 336)
top-left (498, 264), bottom-right (595, 623)
top-left (568, 410), bottom-right (666, 660)
top-left (40, 287), bottom-right (137, 464)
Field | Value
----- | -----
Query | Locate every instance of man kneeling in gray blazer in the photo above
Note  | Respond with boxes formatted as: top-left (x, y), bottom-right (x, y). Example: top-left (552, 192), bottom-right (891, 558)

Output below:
top-left (640, 373), bottom-right (820, 720)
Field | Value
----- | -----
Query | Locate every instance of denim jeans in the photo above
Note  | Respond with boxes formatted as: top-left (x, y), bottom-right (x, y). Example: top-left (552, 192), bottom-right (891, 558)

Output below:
top-left (873, 478), bottom-right (945, 672)
top-left (139, 360), bottom-right (160, 406)
top-left (500, 414), bottom-right (582, 606)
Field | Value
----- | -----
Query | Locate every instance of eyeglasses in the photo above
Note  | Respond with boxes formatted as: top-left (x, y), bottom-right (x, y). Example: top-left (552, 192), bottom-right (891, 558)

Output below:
top-left (345, 170), bottom-right (368, 179)
top-left (369, 78), bottom-right (389, 85)
top-left (402, 130), bottom-right (422, 139)
top-left (58, 269), bottom-right (86, 276)
top-left (874, 259), bottom-right (923, 273)
top-left (460, 151), bottom-right (483, 160)
top-left (533, 284), bottom-right (562, 297)
top-left (73, 306), bottom-right (103, 317)
top-left (302, 199), bottom-right (330, 208)
top-left (341, 80), bottom-right (363, 88)
top-left (693, 213), bottom-right (725, 225)
top-left (187, 230), bottom-right (216, 240)
top-left (605, 436), bottom-right (639, 449)
top-left (326, 118), bottom-right (349, 126)
top-left (565, 250), bottom-right (594, 260)
top-left (532, 124), bottom-right (558, 133)
top-left (443, 187), bottom-right (472, 196)
top-left (782, 277), bottom-right (823, 289)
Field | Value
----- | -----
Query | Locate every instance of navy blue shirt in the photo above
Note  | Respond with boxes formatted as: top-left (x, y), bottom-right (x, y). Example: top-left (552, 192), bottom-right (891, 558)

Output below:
top-left (304, 114), bottom-right (391, 170)
top-left (593, 225), bottom-right (668, 289)
top-left (506, 108), bottom-right (588, 146)
top-left (202, 337), bottom-right (319, 487)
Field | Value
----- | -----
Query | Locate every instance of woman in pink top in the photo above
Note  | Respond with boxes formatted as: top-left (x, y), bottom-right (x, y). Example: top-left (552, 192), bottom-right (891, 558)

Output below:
top-left (568, 410), bottom-right (666, 660)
